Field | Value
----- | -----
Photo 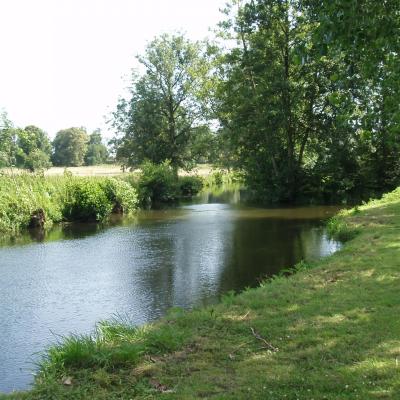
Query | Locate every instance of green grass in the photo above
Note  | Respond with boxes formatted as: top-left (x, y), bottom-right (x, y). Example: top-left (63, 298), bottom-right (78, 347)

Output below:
top-left (0, 173), bottom-right (140, 235)
top-left (0, 167), bottom-right (207, 235)
top-left (3, 188), bottom-right (400, 399)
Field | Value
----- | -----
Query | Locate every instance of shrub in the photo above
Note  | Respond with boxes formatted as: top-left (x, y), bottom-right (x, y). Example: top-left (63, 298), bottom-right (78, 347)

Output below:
top-left (137, 161), bottom-right (179, 204)
top-left (210, 170), bottom-right (223, 186)
top-left (101, 178), bottom-right (139, 214)
top-left (0, 174), bottom-right (64, 233)
top-left (178, 175), bottom-right (203, 197)
top-left (203, 169), bottom-right (243, 187)
top-left (63, 178), bottom-right (113, 221)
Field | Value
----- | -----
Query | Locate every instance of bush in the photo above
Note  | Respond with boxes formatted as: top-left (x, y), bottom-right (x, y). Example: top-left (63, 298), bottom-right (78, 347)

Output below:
top-left (137, 161), bottom-right (179, 204)
top-left (178, 175), bottom-right (203, 197)
top-left (63, 178), bottom-right (113, 221)
top-left (0, 174), bottom-right (64, 233)
top-left (101, 178), bottom-right (139, 214)
top-left (203, 169), bottom-right (243, 187)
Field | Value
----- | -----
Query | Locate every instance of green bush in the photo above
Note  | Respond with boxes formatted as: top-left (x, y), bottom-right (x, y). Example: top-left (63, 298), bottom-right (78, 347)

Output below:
top-left (0, 167), bottom-right (207, 234)
top-left (203, 169), bottom-right (243, 187)
top-left (137, 161), bottom-right (179, 204)
top-left (0, 174), bottom-right (64, 233)
top-left (210, 170), bottom-right (223, 186)
top-left (101, 178), bottom-right (139, 214)
top-left (63, 178), bottom-right (113, 221)
top-left (178, 175), bottom-right (203, 197)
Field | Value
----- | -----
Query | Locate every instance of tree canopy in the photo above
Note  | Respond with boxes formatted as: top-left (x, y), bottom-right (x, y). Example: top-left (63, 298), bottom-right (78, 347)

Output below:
top-left (214, 0), bottom-right (400, 202)
top-left (112, 33), bottom-right (213, 170)
top-left (52, 127), bottom-right (89, 167)
top-left (0, 112), bottom-right (52, 171)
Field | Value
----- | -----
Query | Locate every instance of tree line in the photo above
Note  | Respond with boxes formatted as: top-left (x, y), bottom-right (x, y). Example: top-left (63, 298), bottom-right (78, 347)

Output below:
top-left (112, 0), bottom-right (400, 203)
top-left (0, 113), bottom-right (109, 170)
top-left (2, 1), bottom-right (398, 203)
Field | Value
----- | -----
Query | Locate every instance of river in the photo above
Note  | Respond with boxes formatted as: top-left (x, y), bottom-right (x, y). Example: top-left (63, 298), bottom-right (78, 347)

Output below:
top-left (0, 187), bottom-right (341, 393)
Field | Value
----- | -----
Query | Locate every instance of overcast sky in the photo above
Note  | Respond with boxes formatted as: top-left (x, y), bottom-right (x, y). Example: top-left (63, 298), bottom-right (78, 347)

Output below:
top-left (0, 0), bottom-right (226, 138)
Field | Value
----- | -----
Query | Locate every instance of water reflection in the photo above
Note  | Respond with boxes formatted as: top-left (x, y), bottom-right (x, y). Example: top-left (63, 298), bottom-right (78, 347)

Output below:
top-left (0, 187), bottom-right (341, 393)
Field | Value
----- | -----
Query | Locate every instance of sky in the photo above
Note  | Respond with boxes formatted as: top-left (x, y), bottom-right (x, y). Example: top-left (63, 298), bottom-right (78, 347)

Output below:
top-left (0, 0), bottom-right (226, 139)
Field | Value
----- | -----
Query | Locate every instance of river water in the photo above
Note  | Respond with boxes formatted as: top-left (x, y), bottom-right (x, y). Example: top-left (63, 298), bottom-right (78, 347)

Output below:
top-left (0, 188), bottom-right (341, 393)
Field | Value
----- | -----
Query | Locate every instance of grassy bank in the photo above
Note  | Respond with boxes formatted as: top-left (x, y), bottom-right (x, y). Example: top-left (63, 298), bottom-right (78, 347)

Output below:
top-left (0, 174), bottom-right (139, 234)
top-left (4, 188), bottom-right (400, 399)
top-left (0, 163), bottom-right (208, 235)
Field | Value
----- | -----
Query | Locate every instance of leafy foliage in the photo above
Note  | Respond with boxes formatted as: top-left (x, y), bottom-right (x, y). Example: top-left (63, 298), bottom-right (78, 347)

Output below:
top-left (178, 175), bottom-right (204, 197)
top-left (63, 178), bottom-right (113, 221)
top-left (112, 34), bottom-right (213, 170)
top-left (52, 127), bottom-right (89, 167)
top-left (0, 174), bottom-right (140, 233)
top-left (216, 0), bottom-right (400, 203)
top-left (85, 130), bottom-right (109, 166)
top-left (16, 125), bottom-right (52, 171)
top-left (0, 174), bottom-right (64, 233)
top-left (136, 161), bottom-right (180, 204)
top-left (100, 178), bottom-right (139, 213)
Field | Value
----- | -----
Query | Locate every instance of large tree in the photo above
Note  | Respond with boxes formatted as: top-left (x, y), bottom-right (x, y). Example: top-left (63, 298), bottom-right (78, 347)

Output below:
top-left (216, 0), bottom-right (400, 202)
top-left (0, 113), bottom-right (52, 170)
top-left (112, 33), bottom-right (212, 170)
top-left (217, 0), bottom-right (328, 201)
top-left (52, 127), bottom-right (88, 167)
top-left (304, 0), bottom-right (400, 195)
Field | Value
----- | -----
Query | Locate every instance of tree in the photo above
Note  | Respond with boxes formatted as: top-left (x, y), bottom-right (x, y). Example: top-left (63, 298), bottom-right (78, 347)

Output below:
top-left (16, 125), bottom-right (52, 171)
top-left (304, 0), bottom-right (400, 196)
top-left (52, 127), bottom-right (88, 167)
top-left (112, 33), bottom-right (213, 170)
top-left (0, 111), bottom-right (18, 168)
top-left (216, 0), bottom-right (400, 202)
top-left (217, 0), bottom-right (329, 201)
top-left (85, 129), bottom-right (109, 165)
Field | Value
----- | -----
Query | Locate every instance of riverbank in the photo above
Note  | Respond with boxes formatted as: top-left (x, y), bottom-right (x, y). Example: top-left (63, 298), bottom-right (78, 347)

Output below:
top-left (0, 163), bottom-right (209, 235)
top-left (4, 188), bottom-right (400, 399)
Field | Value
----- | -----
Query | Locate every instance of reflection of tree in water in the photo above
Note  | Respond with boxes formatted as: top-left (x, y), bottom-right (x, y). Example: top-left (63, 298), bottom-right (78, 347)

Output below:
top-left (116, 209), bottom-right (338, 314)
top-left (217, 217), bottom-right (329, 295)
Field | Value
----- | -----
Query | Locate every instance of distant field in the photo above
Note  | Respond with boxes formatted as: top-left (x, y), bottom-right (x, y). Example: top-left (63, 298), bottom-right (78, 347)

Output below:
top-left (0, 164), bottom-right (214, 177)
top-left (45, 164), bottom-right (123, 176)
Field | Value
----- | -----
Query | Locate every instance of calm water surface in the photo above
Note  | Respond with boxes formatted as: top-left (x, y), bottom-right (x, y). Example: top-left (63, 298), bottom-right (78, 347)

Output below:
top-left (0, 188), bottom-right (341, 393)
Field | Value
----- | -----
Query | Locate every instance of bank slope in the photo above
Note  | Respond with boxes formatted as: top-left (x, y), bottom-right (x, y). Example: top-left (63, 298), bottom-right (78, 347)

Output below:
top-left (4, 188), bottom-right (400, 400)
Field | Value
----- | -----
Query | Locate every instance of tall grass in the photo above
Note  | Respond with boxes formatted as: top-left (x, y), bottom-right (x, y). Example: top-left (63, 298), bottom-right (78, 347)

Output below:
top-left (0, 173), bottom-right (139, 234)
top-left (39, 319), bottom-right (187, 380)
top-left (0, 165), bottom-right (208, 235)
